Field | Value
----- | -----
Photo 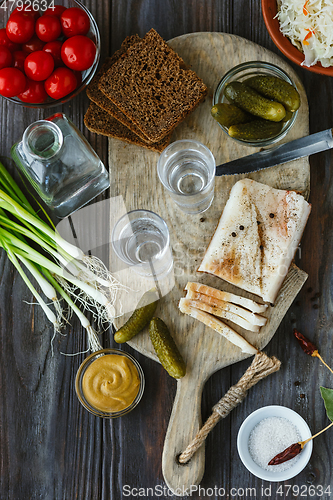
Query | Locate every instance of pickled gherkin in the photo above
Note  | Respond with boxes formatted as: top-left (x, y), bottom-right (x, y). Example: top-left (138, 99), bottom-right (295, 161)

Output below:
top-left (114, 289), bottom-right (159, 343)
top-left (282, 110), bottom-right (293, 123)
top-left (228, 120), bottom-right (283, 141)
top-left (224, 81), bottom-right (286, 122)
top-left (211, 103), bottom-right (253, 128)
top-left (244, 75), bottom-right (300, 112)
top-left (149, 317), bottom-right (186, 379)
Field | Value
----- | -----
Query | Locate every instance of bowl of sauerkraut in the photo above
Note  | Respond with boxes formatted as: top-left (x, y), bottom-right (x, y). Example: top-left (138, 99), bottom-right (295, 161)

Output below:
top-left (262, 0), bottom-right (333, 75)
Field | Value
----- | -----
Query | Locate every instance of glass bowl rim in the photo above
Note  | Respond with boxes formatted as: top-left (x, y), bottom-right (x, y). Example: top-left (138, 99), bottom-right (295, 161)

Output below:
top-left (212, 60), bottom-right (299, 147)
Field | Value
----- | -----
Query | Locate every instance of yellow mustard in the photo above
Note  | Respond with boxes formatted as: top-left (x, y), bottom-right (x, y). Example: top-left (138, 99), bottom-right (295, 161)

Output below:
top-left (82, 354), bottom-right (140, 413)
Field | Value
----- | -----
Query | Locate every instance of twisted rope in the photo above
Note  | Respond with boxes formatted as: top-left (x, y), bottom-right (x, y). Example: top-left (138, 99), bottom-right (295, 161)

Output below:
top-left (178, 351), bottom-right (281, 464)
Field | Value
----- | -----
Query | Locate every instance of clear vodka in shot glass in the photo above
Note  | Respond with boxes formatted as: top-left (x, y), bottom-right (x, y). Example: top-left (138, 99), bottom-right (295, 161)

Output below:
top-left (111, 209), bottom-right (173, 279)
top-left (157, 139), bottom-right (216, 214)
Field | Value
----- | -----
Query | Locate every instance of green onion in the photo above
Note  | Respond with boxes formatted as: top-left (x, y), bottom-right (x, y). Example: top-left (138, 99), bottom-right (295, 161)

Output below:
top-left (0, 160), bottom-right (35, 214)
top-left (0, 160), bottom-right (121, 352)
top-left (0, 239), bottom-right (59, 329)
top-left (44, 269), bottom-right (103, 352)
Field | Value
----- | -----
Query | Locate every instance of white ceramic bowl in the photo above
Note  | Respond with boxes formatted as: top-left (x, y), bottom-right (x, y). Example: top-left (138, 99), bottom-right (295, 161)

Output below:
top-left (237, 405), bottom-right (312, 481)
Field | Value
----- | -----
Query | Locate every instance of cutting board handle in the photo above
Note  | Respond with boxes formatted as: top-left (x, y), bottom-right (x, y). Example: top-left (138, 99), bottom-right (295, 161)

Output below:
top-left (162, 371), bottom-right (206, 495)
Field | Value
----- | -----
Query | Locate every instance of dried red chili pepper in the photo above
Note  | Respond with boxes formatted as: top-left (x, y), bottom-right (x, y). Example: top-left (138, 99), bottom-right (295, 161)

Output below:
top-left (268, 442), bottom-right (302, 465)
top-left (293, 329), bottom-right (333, 375)
top-left (293, 329), bottom-right (318, 356)
top-left (269, 420), bottom-right (333, 466)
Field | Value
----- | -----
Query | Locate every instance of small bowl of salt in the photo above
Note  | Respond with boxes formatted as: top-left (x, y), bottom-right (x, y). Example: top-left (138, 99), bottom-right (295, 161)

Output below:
top-left (237, 405), bottom-right (312, 481)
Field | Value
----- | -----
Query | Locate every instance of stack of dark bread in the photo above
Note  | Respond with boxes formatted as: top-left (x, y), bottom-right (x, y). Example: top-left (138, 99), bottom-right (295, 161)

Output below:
top-left (84, 29), bottom-right (207, 152)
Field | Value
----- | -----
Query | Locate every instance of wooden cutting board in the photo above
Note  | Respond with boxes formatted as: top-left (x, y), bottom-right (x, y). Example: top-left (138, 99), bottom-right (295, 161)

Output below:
top-left (109, 32), bottom-right (309, 494)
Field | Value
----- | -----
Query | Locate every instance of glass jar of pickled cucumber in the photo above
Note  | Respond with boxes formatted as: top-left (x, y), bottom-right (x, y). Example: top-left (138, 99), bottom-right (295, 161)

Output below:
top-left (212, 61), bottom-right (299, 147)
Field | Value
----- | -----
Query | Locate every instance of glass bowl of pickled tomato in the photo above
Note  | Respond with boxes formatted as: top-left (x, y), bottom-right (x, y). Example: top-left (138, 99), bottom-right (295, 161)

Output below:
top-left (0, 0), bottom-right (100, 107)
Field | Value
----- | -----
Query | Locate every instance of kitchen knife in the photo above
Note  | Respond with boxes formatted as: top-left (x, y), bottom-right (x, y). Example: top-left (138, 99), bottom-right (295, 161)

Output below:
top-left (215, 128), bottom-right (333, 176)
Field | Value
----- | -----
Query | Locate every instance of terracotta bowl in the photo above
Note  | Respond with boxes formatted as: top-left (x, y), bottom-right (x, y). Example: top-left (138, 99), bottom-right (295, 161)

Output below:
top-left (261, 0), bottom-right (333, 76)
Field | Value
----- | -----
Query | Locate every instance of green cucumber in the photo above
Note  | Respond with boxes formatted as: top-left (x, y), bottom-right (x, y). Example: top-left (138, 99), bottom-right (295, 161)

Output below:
top-left (149, 317), bottom-right (186, 379)
top-left (228, 120), bottom-right (283, 141)
top-left (211, 103), bottom-right (253, 128)
top-left (244, 75), bottom-right (300, 112)
top-left (114, 289), bottom-right (159, 343)
top-left (224, 81), bottom-right (286, 122)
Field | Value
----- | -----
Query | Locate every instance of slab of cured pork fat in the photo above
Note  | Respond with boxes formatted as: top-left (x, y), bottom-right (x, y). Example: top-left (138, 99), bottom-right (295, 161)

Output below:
top-left (198, 179), bottom-right (311, 303)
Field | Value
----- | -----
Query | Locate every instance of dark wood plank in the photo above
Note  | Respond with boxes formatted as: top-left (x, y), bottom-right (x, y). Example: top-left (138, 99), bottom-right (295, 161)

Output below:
top-left (0, 1), bottom-right (111, 499)
top-left (0, 0), bottom-right (332, 499)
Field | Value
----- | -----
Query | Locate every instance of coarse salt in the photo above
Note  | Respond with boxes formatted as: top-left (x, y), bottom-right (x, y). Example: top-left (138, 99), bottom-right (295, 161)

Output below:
top-left (248, 416), bottom-right (301, 472)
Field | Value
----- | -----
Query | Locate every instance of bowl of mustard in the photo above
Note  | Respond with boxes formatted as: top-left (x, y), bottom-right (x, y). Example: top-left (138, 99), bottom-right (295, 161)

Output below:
top-left (75, 348), bottom-right (145, 418)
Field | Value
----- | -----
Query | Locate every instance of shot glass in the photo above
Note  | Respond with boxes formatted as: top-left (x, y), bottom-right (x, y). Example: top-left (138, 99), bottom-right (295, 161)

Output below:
top-left (157, 139), bottom-right (216, 214)
top-left (111, 209), bottom-right (173, 278)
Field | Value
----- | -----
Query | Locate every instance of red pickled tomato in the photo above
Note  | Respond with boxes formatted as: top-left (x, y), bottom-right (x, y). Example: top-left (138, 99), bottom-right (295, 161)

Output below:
top-left (24, 50), bottom-right (54, 81)
top-left (72, 70), bottom-right (82, 87)
top-left (0, 67), bottom-right (26, 97)
top-left (12, 5), bottom-right (40, 21)
top-left (60, 7), bottom-right (90, 37)
top-left (35, 15), bottom-right (62, 42)
top-left (0, 28), bottom-right (21, 52)
top-left (6, 12), bottom-right (35, 44)
top-left (43, 40), bottom-right (63, 67)
top-left (22, 34), bottom-right (45, 53)
top-left (61, 35), bottom-right (96, 71)
top-left (18, 78), bottom-right (48, 103)
top-left (12, 50), bottom-right (27, 72)
top-left (44, 5), bottom-right (67, 17)
top-left (0, 46), bottom-right (13, 69)
top-left (44, 67), bottom-right (77, 99)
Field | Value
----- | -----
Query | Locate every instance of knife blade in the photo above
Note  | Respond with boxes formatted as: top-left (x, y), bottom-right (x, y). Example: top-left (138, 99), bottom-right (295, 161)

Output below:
top-left (215, 128), bottom-right (333, 176)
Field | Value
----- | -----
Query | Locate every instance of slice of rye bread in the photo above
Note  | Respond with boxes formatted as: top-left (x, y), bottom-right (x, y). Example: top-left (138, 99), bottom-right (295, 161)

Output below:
top-left (84, 102), bottom-right (172, 153)
top-left (86, 34), bottom-right (154, 144)
top-left (98, 28), bottom-right (208, 143)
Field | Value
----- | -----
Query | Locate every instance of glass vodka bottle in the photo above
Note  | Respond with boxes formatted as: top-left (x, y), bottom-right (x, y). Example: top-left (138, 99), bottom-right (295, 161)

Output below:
top-left (11, 113), bottom-right (110, 218)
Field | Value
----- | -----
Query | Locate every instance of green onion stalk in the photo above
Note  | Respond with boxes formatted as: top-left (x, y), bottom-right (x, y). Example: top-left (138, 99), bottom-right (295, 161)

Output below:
top-left (0, 161), bottom-right (121, 352)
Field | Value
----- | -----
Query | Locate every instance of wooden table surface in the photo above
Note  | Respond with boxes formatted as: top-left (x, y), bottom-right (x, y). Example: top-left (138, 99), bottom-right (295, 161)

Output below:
top-left (0, 1), bottom-right (333, 499)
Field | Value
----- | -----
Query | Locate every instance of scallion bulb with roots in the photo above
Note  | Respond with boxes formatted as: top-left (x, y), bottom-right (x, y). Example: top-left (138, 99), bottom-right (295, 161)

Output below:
top-left (0, 161), bottom-right (127, 354)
